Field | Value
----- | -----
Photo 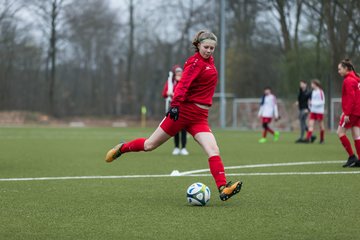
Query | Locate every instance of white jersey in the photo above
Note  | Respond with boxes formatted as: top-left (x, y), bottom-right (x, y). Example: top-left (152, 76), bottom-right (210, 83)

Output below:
top-left (258, 94), bottom-right (279, 118)
top-left (310, 89), bottom-right (325, 114)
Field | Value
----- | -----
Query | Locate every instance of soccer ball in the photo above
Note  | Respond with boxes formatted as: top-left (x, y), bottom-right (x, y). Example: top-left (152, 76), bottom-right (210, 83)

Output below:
top-left (186, 182), bottom-right (211, 206)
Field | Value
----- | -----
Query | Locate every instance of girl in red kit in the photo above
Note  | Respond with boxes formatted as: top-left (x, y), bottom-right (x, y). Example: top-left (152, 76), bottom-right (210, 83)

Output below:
top-left (162, 65), bottom-right (189, 156)
top-left (337, 59), bottom-right (360, 167)
top-left (106, 30), bottom-right (242, 201)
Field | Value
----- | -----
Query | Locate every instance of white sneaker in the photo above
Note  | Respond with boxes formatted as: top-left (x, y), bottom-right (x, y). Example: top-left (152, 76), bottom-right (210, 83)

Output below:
top-left (172, 148), bottom-right (180, 155)
top-left (180, 148), bottom-right (189, 155)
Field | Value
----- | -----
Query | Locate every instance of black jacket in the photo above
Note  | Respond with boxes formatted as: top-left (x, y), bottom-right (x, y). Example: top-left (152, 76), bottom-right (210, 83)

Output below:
top-left (298, 88), bottom-right (311, 110)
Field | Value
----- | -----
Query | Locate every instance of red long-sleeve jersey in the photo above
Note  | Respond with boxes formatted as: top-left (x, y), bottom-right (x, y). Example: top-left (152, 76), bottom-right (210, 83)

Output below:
top-left (162, 80), bottom-right (178, 98)
top-left (342, 71), bottom-right (360, 116)
top-left (171, 52), bottom-right (218, 107)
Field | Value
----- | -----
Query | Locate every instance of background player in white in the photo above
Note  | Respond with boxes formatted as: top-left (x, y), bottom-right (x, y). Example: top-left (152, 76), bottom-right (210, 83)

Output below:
top-left (162, 65), bottom-right (189, 155)
top-left (258, 87), bottom-right (280, 143)
top-left (306, 79), bottom-right (325, 143)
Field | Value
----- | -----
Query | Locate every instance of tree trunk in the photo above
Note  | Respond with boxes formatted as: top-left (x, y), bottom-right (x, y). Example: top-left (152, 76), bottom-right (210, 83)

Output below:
top-left (293, 0), bottom-right (303, 81)
top-left (124, 0), bottom-right (135, 114)
top-left (48, 0), bottom-right (58, 115)
top-left (323, 0), bottom-right (346, 94)
top-left (275, 0), bottom-right (291, 53)
top-left (293, 0), bottom-right (303, 54)
top-left (315, 1), bottom-right (324, 78)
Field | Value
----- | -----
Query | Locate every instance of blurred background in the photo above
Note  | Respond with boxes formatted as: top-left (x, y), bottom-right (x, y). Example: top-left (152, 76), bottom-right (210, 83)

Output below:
top-left (0, 0), bottom-right (359, 129)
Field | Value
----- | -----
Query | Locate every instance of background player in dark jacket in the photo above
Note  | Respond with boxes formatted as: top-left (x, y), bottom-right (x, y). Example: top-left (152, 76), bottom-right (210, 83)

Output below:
top-left (295, 81), bottom-right (311, 143)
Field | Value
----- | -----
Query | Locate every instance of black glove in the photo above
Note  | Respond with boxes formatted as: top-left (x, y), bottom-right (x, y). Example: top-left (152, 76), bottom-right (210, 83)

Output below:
top-left (166, 107), bottom-right (179, 121)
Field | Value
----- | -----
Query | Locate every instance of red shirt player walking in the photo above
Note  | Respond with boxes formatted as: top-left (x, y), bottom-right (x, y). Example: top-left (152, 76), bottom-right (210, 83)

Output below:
top-left (105, 30), bottom-right (242, 201)
top-left (337, 59), bottom-right (360, 167)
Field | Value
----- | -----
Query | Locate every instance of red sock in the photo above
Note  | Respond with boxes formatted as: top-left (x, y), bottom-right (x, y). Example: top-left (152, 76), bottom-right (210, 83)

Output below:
top-left (320, 130), bottom-right (325, 141)
top-left (355, 140), bottom-right (360, 158)
top-left (340, 136), bottom-right (354, 157)
top-left (306, 131), bottom-right (312, 140)
top-left (262, 130), bottom-right (267, 138)
top-left (120, 138), bottom-right (146, 153)
top-left (208, 156), bottom-right (227, 189)
top-left (267, 127), bottom-right (274, 135)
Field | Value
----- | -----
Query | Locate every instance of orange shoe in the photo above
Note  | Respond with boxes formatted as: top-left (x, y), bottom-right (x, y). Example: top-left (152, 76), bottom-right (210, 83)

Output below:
top-left (219, 181), bottom-right (243, 201)
top-left (105, 143), bottom-right (124, 163)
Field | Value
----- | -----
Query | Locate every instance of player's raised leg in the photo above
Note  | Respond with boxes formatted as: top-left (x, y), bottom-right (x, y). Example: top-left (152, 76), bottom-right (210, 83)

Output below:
top-left (194, 132), bottom-right (242, 201)
top-left (105, 126), bottom-right (172, 162)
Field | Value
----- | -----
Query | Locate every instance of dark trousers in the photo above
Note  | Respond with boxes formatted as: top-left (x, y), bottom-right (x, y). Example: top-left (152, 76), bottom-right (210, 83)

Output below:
top-left (299, 109), bottom-right (308, 139)
top-left (174, 129), bottom-right (187, 148)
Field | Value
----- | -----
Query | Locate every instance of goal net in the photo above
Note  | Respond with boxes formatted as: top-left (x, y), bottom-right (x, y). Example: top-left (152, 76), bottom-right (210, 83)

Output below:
top-left (232, 98), bottom-right (290, 130)
top-left (330, 98), bottom-right (342, 131)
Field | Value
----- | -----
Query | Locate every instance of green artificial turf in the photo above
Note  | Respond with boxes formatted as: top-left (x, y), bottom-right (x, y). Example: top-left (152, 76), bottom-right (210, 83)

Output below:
top-left (0, 127), bottom-right (359, 240)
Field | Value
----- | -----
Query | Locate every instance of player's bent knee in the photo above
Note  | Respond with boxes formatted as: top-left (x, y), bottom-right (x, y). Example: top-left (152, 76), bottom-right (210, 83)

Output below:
top-left (144, 140), bottom-right (158, 151)
top-left (337, 128), bottom-right (345, 137)
top-left (207, 146), bottom-right (220, 157)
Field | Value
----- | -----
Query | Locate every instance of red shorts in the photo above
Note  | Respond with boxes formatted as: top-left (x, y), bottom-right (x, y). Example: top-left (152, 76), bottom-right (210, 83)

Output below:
top-left (262, 117), bottom-right (272, 124)
top-left (310, 113), bottom-right (324, 121)
top-left (160, 102), bottom-right (212, 137)
top-left (339, 114), bottom-right (360, 129)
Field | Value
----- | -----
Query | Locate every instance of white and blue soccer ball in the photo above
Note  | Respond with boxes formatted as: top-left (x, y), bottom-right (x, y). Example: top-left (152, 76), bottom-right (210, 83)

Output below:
top-left (186, 182), bottom-right (211, 206)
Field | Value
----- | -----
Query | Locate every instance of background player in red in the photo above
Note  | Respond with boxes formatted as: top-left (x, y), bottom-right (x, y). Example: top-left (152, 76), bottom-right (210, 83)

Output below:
top-left (105, 30), bottom-right (242, 201)
top-left (306, 79), bottom-right (325, 143)
top-left (337, 59), bottom-right (360, 167)
top-left (257, 87), bottom-right (280, 143)
top-left (162, 65), bottom-right (189, 156)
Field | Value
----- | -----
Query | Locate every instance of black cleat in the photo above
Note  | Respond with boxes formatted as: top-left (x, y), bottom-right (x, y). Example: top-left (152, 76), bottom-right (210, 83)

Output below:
top-left (350, 160), bottom-right (360, 168)
top-left (311, 135), bottom-right (317, 143)
top-left (295, 138), bottom-right (304, 143)
top-left (343, 155), bottom-right (358, 168)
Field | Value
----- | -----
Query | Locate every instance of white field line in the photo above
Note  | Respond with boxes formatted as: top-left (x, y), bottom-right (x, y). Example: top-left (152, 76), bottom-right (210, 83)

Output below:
top-left (1, 171), bottom-right (360, 182)
top-left (186, 171), bottom-right (360, 177)
top-left (176, 160), bottom-right (344, 176)
top-left (0, 175), bottom-right (170, 182)
top-left (0, 160), bottom-right (356, 182)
